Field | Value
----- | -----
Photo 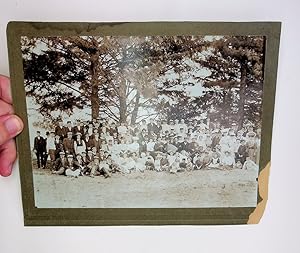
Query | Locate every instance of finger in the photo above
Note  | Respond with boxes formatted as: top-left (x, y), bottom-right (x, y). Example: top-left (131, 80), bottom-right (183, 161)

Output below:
top-left (0, 115), bottom-right (24, 146)
top-left (0, 99), bottom-right (14, 116)
top-left (0, 139), bottom-right (16, 177)
top-left (0, 75), bottom-right (12, 104)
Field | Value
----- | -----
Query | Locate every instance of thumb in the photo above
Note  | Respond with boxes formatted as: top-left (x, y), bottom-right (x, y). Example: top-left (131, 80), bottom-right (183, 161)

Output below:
top-left (0, 115), bottom-right (23, 145)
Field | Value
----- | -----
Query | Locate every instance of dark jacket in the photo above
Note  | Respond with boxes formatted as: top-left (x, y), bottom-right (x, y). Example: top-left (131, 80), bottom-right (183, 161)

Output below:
top-left (63, 138), bottom-right (75, 154)
top-left (34, 136), bottom-right (45, 153)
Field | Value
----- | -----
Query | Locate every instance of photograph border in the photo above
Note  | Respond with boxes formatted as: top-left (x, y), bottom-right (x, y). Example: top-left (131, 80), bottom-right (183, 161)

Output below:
top-left (6, 21), bottom-right (281, 226)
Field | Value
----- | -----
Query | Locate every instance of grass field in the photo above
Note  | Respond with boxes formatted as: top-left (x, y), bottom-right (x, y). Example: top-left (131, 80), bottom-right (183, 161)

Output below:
top-left (32, 165), bottom-right (259, 208)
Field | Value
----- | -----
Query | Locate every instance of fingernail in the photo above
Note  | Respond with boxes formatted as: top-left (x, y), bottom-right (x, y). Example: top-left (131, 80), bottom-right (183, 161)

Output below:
top-left (0, 163), bottom-right (13, 177)
top-left (4, 116), bottom-right (22, 136)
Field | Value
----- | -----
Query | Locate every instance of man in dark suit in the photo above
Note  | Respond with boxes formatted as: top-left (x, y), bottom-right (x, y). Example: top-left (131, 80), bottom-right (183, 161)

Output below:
top-left (188, 137), bottom-right (199, 156)
top-left (147, 119), bottom-right (159, 135)
top-left (55, 120), bottom-right (65, 139)
top-left (33, 131), bottom-right (45, 169)
top-left (91, 133), bottom-right (101, 153)
top-left (42, 131), bottom-right (50, 169)
top-left (53, 151), bottom-right (68, 175)
top-left (177, 136), bottom-right (189, 153)
top-left (65, 121), bottom-right (73, 138)
top-left (72, 119), bottom-right (84, 137)
top-left (63, 131), bottom-right (75, 155)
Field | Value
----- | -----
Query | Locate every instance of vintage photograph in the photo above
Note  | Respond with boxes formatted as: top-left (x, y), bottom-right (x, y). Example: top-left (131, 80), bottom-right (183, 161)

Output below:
top-left (21, 35), bottom-right (265, 208)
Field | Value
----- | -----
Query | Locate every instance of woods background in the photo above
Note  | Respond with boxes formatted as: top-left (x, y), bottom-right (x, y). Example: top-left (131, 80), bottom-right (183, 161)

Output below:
top-left (21, 35), bottom-right (265, 129)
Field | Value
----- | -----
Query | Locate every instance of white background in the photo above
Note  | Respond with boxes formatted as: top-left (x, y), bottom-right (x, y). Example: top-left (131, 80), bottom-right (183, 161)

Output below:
top-left (0, 0), bottom-right (299, 252)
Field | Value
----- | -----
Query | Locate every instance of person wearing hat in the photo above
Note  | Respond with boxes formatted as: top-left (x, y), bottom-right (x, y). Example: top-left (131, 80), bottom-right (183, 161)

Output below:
top-left (93, 121), bottom-right (101, 135)
top-left (33, 131), bottom-right (46, 169)
top-left (107, 121), bottom-right (118, 136)
top-left (54, 134), bottom-right (64, 159)
top-left (177, 136), bottom-right (189, 153)
top-left (134, 152), bottom-right (146, 172)
top-left (198, 119), bottom-right (209, 132)
top-left (246, 131), bottom-right (258, 162)
top-left (178, 157), bottom-right (188, 171)
top-left (91, 133), bottom-right (101, 153)
top-left (153, 137), bottom-right (166, 153)
top-left (96, 117), bottom-right (102, 126)
top-left (236, 139), bottom-right (248, 164)
top-left (47, 131), bottom-right (57, 168)
top-left (117, 122), bottom-right (128, 137)
top-left (196, 134), bottom-right (207, 151)
top-left (65, 154), bottom-right (81, 178)
top-left (65, 121), bottom-right (73, 137)
top-left (139, 119), bottom-right (148, 132)
top-left (87, 150), bottom-right (94, 164)
top-left (55, 119), bottom-right (66, 140)
top-left (231, 122), bottom-right (238, 133)
top-left (178, 119), bottom-right (188, 134)
top-left (53, 151), bottom-right (68, 175)
top-left (188, 137), bottom-right (199, 156)
top-left (173, 119), bottom-right (180, 134)
top-left (72, 119), bottom-right (84, 137)
top-left (208, 152), bottom-right (220, 169)
top-left (105, 154), bottom-right (121, 173)
top-left (154, 152), bottom-right (162, 172)
top-left (123, 152), bottom-right (136, 173)
top-left (83, 133), bottom-right (93, 152)
top-left (192, 152), bottom-right (203, 170)
top-left (160, 152), bottom-right (169, 171)
top-left (211, 129), bottom-right (222, 150)
top-left (169, 156), bottom-right (181, 174)
top-left (63, 131), bottom-right (75, 155)
top-left (80, 150), bottom-right (93, 175)
top-left (146, 137), bottom-right (156, 156)
top-left (169, 128), bottom-right (176, 139)
top-left (227, 129), bottom-right (238, 154)
top-left (106, 137), bottom-right (117, 155)
top-left (129, 136), bottom-right (140, 153)
top-left (41, 131), bottom-right (50, 169)
top-left (75, 153), bottom-right (86, 175)
top-left (147, 118), bottom-right (159, 135)
top-left (161, 120), bottom-right (170, 134)
top-left (242, 156), bottom-right (259, 171)
top-left (145, 155), bottom-right (155, 171)
top-left (198, 150), bottom-right (212, 170)
top-left (138, 129), bottom-right (147, 153)
top-left (87, 122), bottom-right (94, 137)
top-left (80, 151), bottom-right (88, 166)
top-left (88, 156), bottom-right (111, 178)
top-left (126, 123), bottom-right (134, 136)
top-left (220, 150), bottom-right (235, 170)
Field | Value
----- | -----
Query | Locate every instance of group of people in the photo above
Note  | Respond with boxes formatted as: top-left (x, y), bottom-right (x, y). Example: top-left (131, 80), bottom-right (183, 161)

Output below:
top-left (32, 117), bottom-right (260, 178)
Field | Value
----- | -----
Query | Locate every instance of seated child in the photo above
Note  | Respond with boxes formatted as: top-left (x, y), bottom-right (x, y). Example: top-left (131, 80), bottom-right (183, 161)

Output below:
top-left (242, 156), bottom-right (259, 171)
top-left (208, 152), bottom-right (220, 169)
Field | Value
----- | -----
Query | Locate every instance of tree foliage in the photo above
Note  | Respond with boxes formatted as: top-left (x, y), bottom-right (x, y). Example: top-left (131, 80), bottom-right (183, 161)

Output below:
top-left (21, 35), bottom-right (265, 128)
top-left (193, 36), bottom-right (265, 128)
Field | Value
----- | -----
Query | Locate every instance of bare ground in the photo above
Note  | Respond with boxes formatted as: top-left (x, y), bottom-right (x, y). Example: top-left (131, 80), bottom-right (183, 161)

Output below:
top-left (32, 167), bottom-right (258, 208)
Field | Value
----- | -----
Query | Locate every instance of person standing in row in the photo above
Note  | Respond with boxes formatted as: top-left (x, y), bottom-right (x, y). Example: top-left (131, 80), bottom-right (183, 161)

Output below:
top-left (63, 131), bottom-right (75, 155)
top-left (47, 131), bottom-right (57, 168)
top-left (33, 131), bottom-right (46, 169)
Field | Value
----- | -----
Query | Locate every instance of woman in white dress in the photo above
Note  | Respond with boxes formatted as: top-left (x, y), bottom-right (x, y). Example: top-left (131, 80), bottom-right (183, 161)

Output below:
top-left (74, 133), bottom-right (86, 155)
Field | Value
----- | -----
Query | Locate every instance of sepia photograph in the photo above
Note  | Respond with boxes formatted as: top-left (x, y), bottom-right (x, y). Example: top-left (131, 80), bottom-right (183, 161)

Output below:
top-left (21, 34), bottom-right (265, 208)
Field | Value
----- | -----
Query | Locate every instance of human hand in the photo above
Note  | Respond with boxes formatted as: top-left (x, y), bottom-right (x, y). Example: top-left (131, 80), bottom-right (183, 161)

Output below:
top-left (0, 75), bottom-right (24, 177)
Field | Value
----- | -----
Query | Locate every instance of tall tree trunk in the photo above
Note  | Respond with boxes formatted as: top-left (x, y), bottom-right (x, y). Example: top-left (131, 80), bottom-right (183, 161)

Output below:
top-left (91, 85), bottom-right (99, 120)
top-left (119, 78), bottom-right (127, 123)
top-left (90, 52), bottom-right (100, 120)
top-left (130, 91), bottom-right (141, 125)
top-left (237, 63), bottom-right (247, 129)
